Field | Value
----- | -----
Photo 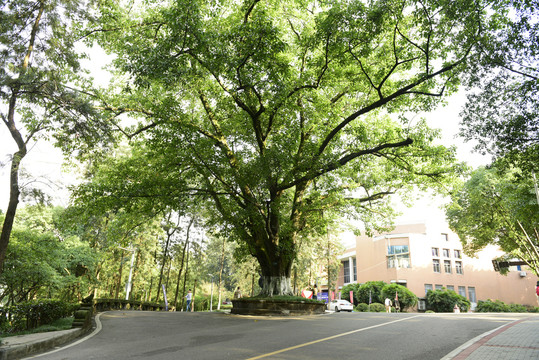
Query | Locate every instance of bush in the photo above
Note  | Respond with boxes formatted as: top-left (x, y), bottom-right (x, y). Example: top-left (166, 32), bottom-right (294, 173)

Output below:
top-left (426, 289), bottom-right (470, 313)
top-left (508, 303), bottom-right (528, 313)
top-left (475, 299), bottom-right (508, 312)
top-left (356, 281), bottom-right (386, 305)
top-left (475, 300), bottom-right (529, 313)
top-left (355, 303), bottom-right (369, 312)
top-left (342, 283), bottom-right (361, 302)
top-left (381, 284), bottom-right (418, 311)
top-left (1, 299), bottom-right (76, 333)
top-left (368, 303), bottom-right (385, 312)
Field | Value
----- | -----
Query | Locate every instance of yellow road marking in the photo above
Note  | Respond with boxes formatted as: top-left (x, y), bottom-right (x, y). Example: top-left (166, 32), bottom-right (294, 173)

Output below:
top-left (246, 315), bottom-right (421, 360)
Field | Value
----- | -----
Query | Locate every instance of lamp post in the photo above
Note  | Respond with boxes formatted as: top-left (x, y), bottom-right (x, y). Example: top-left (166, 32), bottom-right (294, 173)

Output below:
top-left (208, 274), bottom-right (214, 312)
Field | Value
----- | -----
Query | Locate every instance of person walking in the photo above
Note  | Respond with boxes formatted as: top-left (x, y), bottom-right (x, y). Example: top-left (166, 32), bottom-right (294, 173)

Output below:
top-left (384, 297), bottom-right (392, 313)
top-left (185, 290), bottom-right (192, 312)
top-left (234, 286), bottom-right (242, 299)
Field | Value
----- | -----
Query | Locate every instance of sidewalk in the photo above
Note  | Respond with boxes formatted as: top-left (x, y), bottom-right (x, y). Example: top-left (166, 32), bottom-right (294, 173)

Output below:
top-left (0, 328), bottom-right (87, 360)
top-left (442, 316), bottom-right (539, 360)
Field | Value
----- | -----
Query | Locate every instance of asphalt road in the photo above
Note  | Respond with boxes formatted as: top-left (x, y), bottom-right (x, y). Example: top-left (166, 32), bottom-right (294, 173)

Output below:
top-left (27, 311), bottom-right (525, 360)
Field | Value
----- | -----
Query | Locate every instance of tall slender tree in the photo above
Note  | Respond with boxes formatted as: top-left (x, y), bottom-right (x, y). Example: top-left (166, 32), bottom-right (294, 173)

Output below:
top-left (0, 0), bottom-right (112, 273)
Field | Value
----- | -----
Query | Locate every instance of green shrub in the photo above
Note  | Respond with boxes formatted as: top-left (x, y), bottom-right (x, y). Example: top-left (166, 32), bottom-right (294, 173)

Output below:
top-left (368, 303), bottom-right (385, 312)
top-left (475, 299), bottom-right (509, 312)
top-left (1, 299), bottom-right (76, 333)
top-left (381, 284), bottom-right (418, 311)
top-left (475, 300), bottom-right (529, 313)
top-left (356, 281), bottom-right (386, 305)
top-left (355, 303), bottom-right (369, 312)
top-left (507, 303), bottom-right (528, 313)
top-left (426, 289), bottom-right (470, 313)
top-left (342, 283), bottom-right (361, 302)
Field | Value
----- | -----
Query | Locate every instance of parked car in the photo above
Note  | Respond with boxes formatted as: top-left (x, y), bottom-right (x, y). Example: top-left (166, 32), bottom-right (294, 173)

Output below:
top-left (329, 299), bottom-right (354, 312)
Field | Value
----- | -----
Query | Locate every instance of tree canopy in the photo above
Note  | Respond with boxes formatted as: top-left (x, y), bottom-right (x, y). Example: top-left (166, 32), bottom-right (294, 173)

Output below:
top-left (446, 166), bottom-right (539, 275)
top-left (459, 0), bottom-right (539, 172)
top-left (73, 0), bottom-right (498, 296)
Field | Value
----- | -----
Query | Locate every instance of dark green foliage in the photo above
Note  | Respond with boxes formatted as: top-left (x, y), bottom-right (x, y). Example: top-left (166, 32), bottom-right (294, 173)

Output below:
top-left (381, 283), bottom-right (418, 311)
top-left (355, 281), bottom-right (386, 304)
top-left (368, 303), bottom-right (385, 312)
top-left (1, 300), bottom-right (77, 333)
top-left (475, 299), bottom-right (529, 313)
top-left (426, 289), bottom-right (470, 313)
top-left (355, 303), bottom-right (369, 312)
top-left (0, 207), bottom-right (98, 304)
top-left (341, 283), bottom-right (361, 302)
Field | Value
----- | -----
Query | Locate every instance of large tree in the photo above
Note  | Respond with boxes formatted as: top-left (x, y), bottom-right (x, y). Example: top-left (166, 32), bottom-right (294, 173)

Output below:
top-left (0, 0), bottom-right (110, 273)
top-left (80, 0), bottom-right (489, 295)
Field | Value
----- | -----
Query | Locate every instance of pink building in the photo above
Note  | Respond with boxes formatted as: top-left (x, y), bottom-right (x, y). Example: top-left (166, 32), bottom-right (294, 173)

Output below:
top-left (337, 222), bottom-right (539, 309)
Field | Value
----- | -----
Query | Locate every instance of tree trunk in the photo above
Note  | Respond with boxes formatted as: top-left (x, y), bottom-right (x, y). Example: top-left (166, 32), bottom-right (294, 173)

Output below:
top-left (256, 249), bottom-right (294, 296)
top-left (156, 231), bottom-right (173, 302)
top-left (148, 248), bottom-right (157, 301)
top-left (181, 241), bottom-right (190, 310)
top-left (217, 237), bottom-right (226, 310)
top-left (191, 278), bottom-right (196, 312)
top-left (0, 148), bottom-right (25, 274)
top-left (173, 239), bottom-right (189, 310)
top-left (115, 250), bottom-right (124, 299)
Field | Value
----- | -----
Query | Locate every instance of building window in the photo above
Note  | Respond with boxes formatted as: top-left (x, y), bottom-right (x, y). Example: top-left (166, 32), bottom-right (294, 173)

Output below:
top-left (343, 260), bottom-right (350, 283)
top-left (454, 250), bottom-right (461, 259)
top-left (353, 258), bottom-right (357, 282)
top-left (455, 261), bottom-right (463, 275)
top-left (447, 285), bottom-right (454, 291)
top-left (443, 249), bottom-right (450, 258)
top-left (388, 245), bottom-right (409, 254)
top-left (458, 286), bottom-right (466, 297)
top-left (387, 245), bottom-right (411, 269)
top-left (432, 247), bottom-right (439, 257)
top-left (441, 233), bottom-right (448, 241)
top-left (425, 284), bottom-right (433, 295)
top-left (433, 259), bottom-right (441, 273)
top-left (468, 287), bottom-right (477, 303)
top-left (444, 260), bottom-right (452, 273)
top-left (435, 284), bottom-right (443, 290)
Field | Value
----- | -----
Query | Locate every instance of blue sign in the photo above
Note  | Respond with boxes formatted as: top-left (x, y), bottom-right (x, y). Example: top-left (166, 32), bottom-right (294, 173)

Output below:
top-left (318, 292), bottom-right (329, 303)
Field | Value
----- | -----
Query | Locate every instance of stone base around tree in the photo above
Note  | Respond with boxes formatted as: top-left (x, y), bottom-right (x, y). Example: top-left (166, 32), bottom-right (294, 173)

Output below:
top-left (231, 298), bottom-right (327, 316)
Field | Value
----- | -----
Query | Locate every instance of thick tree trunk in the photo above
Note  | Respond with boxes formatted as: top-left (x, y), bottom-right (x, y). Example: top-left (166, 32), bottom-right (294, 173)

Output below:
top-left (255, 238), bottom-right (295, 296)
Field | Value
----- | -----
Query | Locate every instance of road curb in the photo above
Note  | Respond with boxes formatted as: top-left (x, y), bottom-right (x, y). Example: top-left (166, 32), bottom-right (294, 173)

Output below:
top-left (0, 328), bottom-right (87, 360)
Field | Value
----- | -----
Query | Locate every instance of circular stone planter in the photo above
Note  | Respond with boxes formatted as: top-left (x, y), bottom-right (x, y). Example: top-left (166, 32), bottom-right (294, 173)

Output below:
top-left (231, 298), bottom-right (327, 316)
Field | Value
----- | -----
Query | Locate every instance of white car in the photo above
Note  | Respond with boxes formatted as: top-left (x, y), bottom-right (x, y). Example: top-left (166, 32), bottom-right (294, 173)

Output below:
top-left (329, 299), bottom-right (354, 312)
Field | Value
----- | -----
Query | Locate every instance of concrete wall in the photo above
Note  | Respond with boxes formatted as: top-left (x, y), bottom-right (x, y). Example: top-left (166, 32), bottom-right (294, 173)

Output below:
top-left (336, 222), bottom-right (539, 307)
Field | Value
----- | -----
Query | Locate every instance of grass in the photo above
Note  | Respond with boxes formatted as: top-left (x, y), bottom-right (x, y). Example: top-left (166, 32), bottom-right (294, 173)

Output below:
top-left (0, 317), bottom-right (74, 339)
